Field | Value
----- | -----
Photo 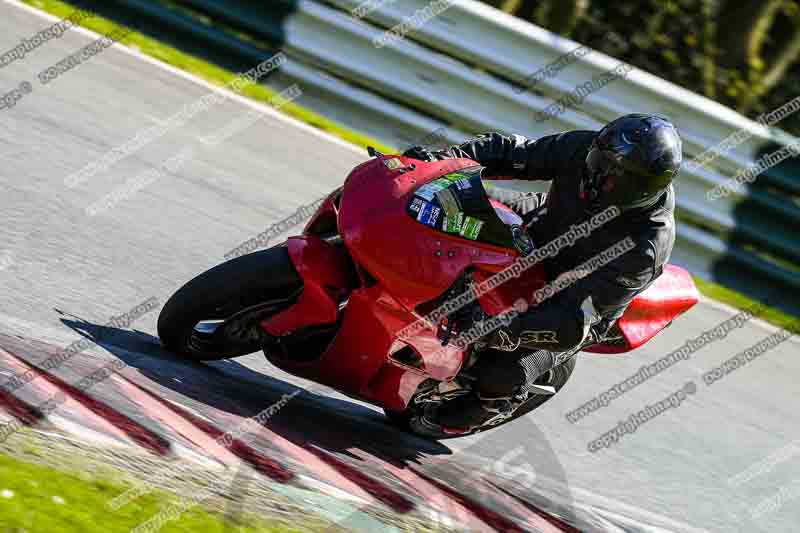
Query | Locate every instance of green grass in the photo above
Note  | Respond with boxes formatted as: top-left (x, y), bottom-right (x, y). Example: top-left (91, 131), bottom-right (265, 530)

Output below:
top-left (22, 0), bottom-right (800, 332)
top-left (692, 275), bottom-right (800, 333)
top-left (0, 453), bottom-right (297, 533)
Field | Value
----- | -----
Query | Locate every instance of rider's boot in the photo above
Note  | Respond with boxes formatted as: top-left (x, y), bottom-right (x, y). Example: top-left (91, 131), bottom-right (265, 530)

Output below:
top-left (434, 392), bottom-right (491, 431)
top-left (430, 347), bottom-right (544, 431)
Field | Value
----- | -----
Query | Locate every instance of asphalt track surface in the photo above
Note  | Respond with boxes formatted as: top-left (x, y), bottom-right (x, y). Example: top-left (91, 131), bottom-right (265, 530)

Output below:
top-left (1, 2), bottom-right (800, 532)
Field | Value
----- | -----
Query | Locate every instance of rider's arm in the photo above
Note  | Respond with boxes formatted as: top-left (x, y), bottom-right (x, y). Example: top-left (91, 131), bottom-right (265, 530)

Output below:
top-left (442, 130), bottom-right (596, 180)
top-left (502, 243), bottom-right (658, 352)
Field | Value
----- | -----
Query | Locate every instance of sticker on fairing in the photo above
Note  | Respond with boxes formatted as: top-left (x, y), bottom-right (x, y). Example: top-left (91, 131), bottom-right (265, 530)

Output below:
top-left (455, 178), bottom-right (472, 190)
top-left (414, 187), bottom-right (436, 201)
top-left (435, 188), bottom-right (461, 216)
top-left (459, 216), bottom-right (484, 240)
top-left (417, 201), bottom-right (441, 227)
top-left (443, 212), bottom-right (464, 233)
top-left (383, 158), bottom-right (404, 169)
top-left (409, 197), bottom-right (424, 213)
top-left (414, 178), bottom-right (452, 201)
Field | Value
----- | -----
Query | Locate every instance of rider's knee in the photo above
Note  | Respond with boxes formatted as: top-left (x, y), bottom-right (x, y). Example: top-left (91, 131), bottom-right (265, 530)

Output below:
top-left (473, 351), bottom-right (527, 398)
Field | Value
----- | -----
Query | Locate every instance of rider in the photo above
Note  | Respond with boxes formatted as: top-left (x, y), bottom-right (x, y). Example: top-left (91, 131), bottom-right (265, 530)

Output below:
top-left (403, 113), bottom-right (682, 430)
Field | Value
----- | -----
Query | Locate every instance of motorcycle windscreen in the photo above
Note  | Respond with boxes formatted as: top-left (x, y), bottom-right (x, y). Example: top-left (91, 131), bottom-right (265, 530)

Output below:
top-left (404, 166), bottom-right (516, 249)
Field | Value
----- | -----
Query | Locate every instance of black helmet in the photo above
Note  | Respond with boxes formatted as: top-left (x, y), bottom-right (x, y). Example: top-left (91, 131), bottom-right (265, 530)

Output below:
top-left (583, 114), bottom-right (682, 211)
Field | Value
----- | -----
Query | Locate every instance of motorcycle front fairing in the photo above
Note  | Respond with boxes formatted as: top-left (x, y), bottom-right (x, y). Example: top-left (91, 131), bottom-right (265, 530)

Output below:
top-left (261, 156), bottom-right (548, 410)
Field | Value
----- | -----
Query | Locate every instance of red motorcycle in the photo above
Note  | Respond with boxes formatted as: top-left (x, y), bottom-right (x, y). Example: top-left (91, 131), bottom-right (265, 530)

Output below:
top-left (158, 150), bottom-right (699, 439)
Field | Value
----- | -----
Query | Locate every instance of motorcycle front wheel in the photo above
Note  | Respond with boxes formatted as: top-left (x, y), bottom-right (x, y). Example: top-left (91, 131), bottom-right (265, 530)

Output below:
top-left (157, 245), bottom-right (303, 361)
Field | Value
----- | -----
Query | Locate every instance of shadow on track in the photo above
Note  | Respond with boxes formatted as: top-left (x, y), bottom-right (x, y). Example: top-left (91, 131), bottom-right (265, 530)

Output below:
top-left (57, 315), bottom-right (449, 458)
top-left (54, 315), bottom-right (580, 531)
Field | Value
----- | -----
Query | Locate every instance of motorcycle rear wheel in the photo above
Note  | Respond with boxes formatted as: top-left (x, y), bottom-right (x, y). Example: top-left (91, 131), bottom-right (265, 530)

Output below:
top-left (157, 245), bottom-right (302, 361)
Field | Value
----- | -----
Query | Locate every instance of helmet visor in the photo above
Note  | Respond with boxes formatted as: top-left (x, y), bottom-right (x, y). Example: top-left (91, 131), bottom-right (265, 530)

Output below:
top-left (585, 147), bottom-right (661, 209)
top-left (585, 147), bottom-right (621, 180)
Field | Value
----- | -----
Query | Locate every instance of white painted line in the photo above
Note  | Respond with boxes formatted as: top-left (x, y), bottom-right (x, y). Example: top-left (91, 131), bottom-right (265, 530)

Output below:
top-left (297, 474), bottom-right (373, 506)
top-left (169, 440), bottom-right (229, 470)
top-left (161, 397), bottom-right (218, 425)
top-left (2, 0), bottom-right (365, 157)
top-left (36, 417), bottom-right (134, 450)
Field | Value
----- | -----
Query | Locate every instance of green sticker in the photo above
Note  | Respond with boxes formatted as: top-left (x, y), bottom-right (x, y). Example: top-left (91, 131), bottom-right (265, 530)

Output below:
top-left (460, 216), bottom-right (484, 240)
top-left (443, 212), bottom-right (464, 233)
top-left (443, 172), bottom-right (465, 182)
top-left (435, 188), bottom-right (461, 216)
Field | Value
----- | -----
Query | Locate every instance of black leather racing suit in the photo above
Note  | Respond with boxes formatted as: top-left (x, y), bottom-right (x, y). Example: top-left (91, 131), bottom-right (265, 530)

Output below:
top-left (434, 130), bottom-right (676, 400)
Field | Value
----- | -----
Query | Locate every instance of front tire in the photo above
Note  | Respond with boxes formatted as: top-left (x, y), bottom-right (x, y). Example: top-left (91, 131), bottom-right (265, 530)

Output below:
top-left (158, 246), bottom-right (302, 361)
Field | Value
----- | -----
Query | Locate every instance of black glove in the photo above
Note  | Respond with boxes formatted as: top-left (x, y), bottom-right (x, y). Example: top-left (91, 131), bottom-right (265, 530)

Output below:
top-left (586, 317), bottom-right (615, 345)
top-left (402, 145), bottom-right (436, 161)
top-left (402, 145), bottom-right (453, 162)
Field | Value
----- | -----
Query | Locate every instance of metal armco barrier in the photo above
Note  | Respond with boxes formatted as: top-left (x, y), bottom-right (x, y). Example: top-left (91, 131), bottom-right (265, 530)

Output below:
top-left (107, 0), bottom-right (800, 308)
